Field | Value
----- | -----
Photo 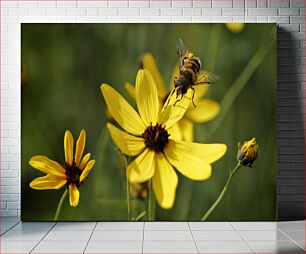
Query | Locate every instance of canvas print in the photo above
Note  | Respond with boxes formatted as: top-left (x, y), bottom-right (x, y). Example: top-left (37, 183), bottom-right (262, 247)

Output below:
top-left (21, 24), bottom-right (276, 221)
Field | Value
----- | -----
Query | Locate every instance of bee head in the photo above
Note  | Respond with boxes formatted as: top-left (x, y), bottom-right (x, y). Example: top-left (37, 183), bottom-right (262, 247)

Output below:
top-left (175, 84), bottom-right (187, 95)
top-left (174, 79), bottom-right (188, 95)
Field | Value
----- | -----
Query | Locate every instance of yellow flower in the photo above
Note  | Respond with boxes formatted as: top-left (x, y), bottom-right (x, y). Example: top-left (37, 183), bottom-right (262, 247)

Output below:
top-left (102, 69), bottom-right (227, 209)
top-left (29, 129), bottom-right (95, 207)
top-left (225, 23), bottom-right (245, 33)
top-left (237, 137), bottom-right (259, 167)
top-left (125, 53), bottom-right (220, 141)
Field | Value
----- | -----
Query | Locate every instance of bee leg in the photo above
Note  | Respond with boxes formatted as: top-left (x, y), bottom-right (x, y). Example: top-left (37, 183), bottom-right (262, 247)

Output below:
top-left (191, 87), bottom-right (196, 107)
top-left (173, 94), bottom-right (184, 107)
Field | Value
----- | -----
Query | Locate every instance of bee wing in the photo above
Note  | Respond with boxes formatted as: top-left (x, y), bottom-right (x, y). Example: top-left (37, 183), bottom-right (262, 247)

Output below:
top-left (176, 38), bottom-right (187, 65)
top-left (194, 70), bottom-right (220, 85)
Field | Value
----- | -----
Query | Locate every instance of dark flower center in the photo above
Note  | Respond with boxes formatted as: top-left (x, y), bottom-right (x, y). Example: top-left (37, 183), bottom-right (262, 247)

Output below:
top-left (142, 124), bottom-right (169, 152)
top-left (65, 163), bottom-right (82, 187)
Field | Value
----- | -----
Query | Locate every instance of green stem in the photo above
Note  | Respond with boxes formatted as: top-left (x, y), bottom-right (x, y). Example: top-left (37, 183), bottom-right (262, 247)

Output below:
top-left (124, 156), bottom-right (131, 221)
top-left (54, 189), bottom-right (68, 221)
top-left (208, 28), bottom-right (276, 136)
top-left (148, 179), bottom-right (155, 221)
top-left (206, 24), bottom-right (222, 71)
top-left (201, 163), bottom-right (242, 221)
top-left (135, 211), bottom-right (147, 221)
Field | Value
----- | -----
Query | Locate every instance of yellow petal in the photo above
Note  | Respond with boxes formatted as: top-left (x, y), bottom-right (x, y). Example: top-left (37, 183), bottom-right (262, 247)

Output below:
top-left (107, 123), bottom-right (145, 156)
top-left (30, 174), bottom-right (67, 190)
top-left (127, 149), bottom-right (155, 184)
top-left (167, 123), bottom-right (183, 141)
top-left (142, 53), bottom-right (167, 98)
top-left (101, 84), bottom-right (146, 135)
top-left (186, 99), bottom-right (220, 123)
top-left (29, 156), bottom-right (66, 177)
top-left (135, 69), bottom-right (160, 126)
top-left (75, 129), bottom-right (86, 167)
top-left (165, 140), bottom-right (224, 180)
top-left (165, 140), bottom-right (226, 180)
top-left (193, 85), bottom-right (209, 102)
top-left (178, 118), bottom-right (194, 142)
top-left (79, 160), bottom-right (95, 182)
top-left (169, 139), bottom-right (227, 164)
top-left (162, 88), bottom-right (192, 129)
top-left (69, 184), bottom-right (80, 207)
top-left (79, 153), bottom-right (91, 170)
top-left (153, 153), bottom-right (178, 209)
top-left (124, 82), bottom-right (136, 100)
top-left (169, 65), bottom-right (180, 90)
top-left (64, 130), bottom-right (74, 166)
top-left (158, 105), bottom-right (171, 126)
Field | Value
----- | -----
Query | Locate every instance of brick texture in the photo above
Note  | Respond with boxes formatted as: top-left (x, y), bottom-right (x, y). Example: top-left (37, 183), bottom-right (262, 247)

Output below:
top-left (0, 0), bottom-right (305, 220)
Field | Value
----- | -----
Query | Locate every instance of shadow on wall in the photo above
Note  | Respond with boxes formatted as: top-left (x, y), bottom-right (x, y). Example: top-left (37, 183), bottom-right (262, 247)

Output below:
top-left (277, 27), bottom-right (305, 221)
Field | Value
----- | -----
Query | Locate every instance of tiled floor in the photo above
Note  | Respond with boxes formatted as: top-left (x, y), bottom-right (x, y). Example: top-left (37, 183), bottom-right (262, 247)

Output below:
top-left (0, 218), bottom-right (304, 253)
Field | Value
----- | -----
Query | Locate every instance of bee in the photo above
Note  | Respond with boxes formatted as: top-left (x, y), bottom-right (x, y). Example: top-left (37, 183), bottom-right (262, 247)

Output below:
top-left (171, 38), bottom-right (219, 107)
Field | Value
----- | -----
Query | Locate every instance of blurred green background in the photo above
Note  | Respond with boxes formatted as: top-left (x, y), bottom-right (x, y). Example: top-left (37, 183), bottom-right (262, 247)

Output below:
top-left (21, 24), bottom-right (276, 221)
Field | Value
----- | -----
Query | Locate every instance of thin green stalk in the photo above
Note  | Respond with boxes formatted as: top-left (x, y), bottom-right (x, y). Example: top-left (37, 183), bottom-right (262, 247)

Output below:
top-left (148, 179), bottom-right (155, 221)
top-left (54, 189), bottom-right (68, 221)
top-left (208, 28), bottom-right (276, 136)
top-left (175, 26), bottom-right (222, 221)
top-left (201, 163), bottom-right (242, 221)
top-left (135, 211), bottom-right (147, 221)
top-left (123, 156), bottom-right (131, 221)
top-left (206, 24), bottom-right (222, 71)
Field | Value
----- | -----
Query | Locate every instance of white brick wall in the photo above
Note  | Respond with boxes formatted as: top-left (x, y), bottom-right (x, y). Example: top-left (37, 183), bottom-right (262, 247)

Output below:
top-left (0, 0), bottom-right (305, 219)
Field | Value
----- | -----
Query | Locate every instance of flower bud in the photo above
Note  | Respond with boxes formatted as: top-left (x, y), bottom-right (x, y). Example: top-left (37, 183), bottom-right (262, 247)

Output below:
top-left (226, 23), bottom-right (245, 33)
top-left (237, 137), bottom-right (259, 167)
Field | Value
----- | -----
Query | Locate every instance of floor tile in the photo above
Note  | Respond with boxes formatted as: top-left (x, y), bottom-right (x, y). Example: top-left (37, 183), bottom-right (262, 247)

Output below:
top-left (0, 217), bottom-right (21, 224)
top-left (52, 222), bottom-right (96, 231)
top-left (239, 230), bottom-right (291, 241)
top-left (1, 221), bottom-right (21, 234)
top-left (42, 230), bottom-right (92, 242)
top-left (145, 222), bottom-right (189, 230)
top-left (12, 222), bottom-right (55, 231)
top-left (90, 230), bottom-right (143, 241)
top-left (232, 222), bottom-right (276, 230)
top-left (295, 240), bottom-right (305, 250)
top-left (282, 230), bottom-right (305, 241)
top-left (95, 222), bottom-right (143, 231)
top-left (1, 230), bottom-right (47, 242)
top-left (276, 221), bottom-right (305, 231)
top-left (143, 241), bottom-right (198, 253)
top-left (189, 222), bottom-right (234, 231)
top-left (197, 241), bottom-right (253, 253)
top-left (85, 241), bottom-right (143, 253)
top-left (144, 230), bottom-right (193, 241)
top-left (0, 241), bottom-right (37, 253)
top-left (282, 230), bottom-right (305, 249)
top-left (192, 230), bottom-right (243, 241)
top-left (1, 221), bottom-right (20, 229)
top-left (248, 240), bottom-right (304, 253)
top-left (32, 241), bottom-right (87, 253)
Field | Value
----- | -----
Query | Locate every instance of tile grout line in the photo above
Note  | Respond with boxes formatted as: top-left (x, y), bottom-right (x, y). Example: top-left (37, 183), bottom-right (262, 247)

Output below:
top-left (83, 221), bottom-right (98, 254)
top-left (268, 221), bottom-right (277, 229)
top-left (0, 220), bottom-right (20, 236)
top-left (142, 222), bottom-right (145, 254)
top-left (230, 222), bottom-right (256, 254)
top-left (29, 221), bottom-right (57, 254)
top-left (187, 222), bottom-right (199, 254)
top-left (276, 227), bottom-right (305, 251)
